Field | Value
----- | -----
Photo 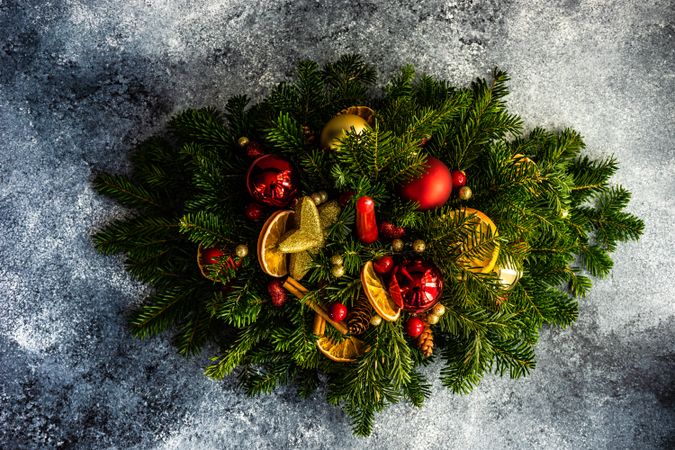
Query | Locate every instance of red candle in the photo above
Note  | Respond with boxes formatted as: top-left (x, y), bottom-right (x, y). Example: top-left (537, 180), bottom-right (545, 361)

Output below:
top-left (356, 196), bottom-right (378, 244)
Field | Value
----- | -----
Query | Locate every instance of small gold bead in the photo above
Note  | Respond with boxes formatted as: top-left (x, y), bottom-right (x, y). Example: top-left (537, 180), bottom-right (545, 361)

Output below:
top-left (427, 314), bottom-right (440, 325)
top-left (330, 254), bottom-right (344, 266)
top-left (318, 190), bottom-right (328, 203)
top-left (235, 244), bottom-right (249, 258)
top-left (237, 136), bottom-right (250, 147)
top-left (432, 303), bottom-right (446, 316)
top-left (391, 239), bottom-right (404, 252)
top-left (331, 265), bottom-right (345, 278)
top-left (412, 239), bottom-right (426, 253)
top-left (459, 186), bottom-right (473, 201)
top-left (370, 315), bottom-right (382, 326)
top-left (311, 192), bottom-right (323, 205)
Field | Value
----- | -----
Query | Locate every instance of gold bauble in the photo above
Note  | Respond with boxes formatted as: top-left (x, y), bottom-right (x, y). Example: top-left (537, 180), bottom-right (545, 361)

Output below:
top-left (391, 239), bottom-right (405, 252)
top-left (235, 244), bottom-right (249, 258)
top-left (238, 136), bottom-right (249, 147)
top-left (427, 314), bottom-right (440, 325)
top-left (432, 303), bottom-right (446, 316)
top-left (320, 114), bottom-right (369, 150)
top-left (370, 315), bottom-right (383, 326)
top-left (331, 265), bottom-right (345, 278)
top-left (412, 239), bottom-right (426, 253)
top-left (497, 261), bottom-right (523, 290)
top-left (330, 254), bottom-right (344, 266)
top-left (311, 192), bottom-right (323, 205)
top-left (459, 186), bottom-right (473, 201)
top-left (318, 190), bottom-right (328, 203)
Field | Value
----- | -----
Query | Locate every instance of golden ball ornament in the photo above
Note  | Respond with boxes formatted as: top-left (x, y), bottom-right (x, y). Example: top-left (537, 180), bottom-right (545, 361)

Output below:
top-left (238, 136), bottom-right (250, 147)
top-left (331, 265), bottom-right (345, 278)
top-left (370, 315), bottom-right (383, 326)
top-left (432, 303), bottom-right (446, 316)
top-left (412, 239), bottom-right (426, 253)
top-left (459, 186), bottom-right (473, 200)
top-left (320, 114), bottom-right (370, 150)
top-left (311, 192), bottom-right (323, 205)
top-left (235, 244), bottom-right (249, 258)
top-left (318, 190), bottom-right (328, 203)
top-left (391, 239), bottom-right (405, 252)
top-left (427, 314), bottom-right (440, 325)
top-left (330, 254), bottom-right (344, 266)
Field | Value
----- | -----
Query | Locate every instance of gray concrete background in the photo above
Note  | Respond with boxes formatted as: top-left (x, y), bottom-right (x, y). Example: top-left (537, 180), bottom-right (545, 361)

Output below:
top-left (1, 0), bottom-right (673, 448)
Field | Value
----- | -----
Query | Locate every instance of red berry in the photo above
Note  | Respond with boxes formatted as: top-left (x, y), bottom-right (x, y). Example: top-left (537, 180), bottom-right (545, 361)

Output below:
top-left (329, 303), bottom-right (348, 322)
top-left (373, 256), bottom-right (394, 275)
top-left (379, 221), bottom-right (406, 240)
top-left (268, 279), bottom-right (287, 308)
top-left (202, 247), bottom-right (225, 265)
top-left (244, 203), bottom-right (265, 221)
top-left (406, 317), bottom-right (425, 338)
top-left (451, 170), bottom-right (466, 188)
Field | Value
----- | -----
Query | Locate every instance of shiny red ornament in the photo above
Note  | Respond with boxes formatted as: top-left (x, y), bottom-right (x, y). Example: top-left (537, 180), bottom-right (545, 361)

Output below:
top-left (246, 155), bottom-right (298, 207)
top-left (355, 196), bottom-right (379, 244)
top-left (390, 259), bottom-right (443, 313)
top-left (398, 156), bottom-right (452, 210)
top-left (451, 170), bottom-right (467, 188)
top-left (406, 317), bottom-right (425, 338)
top-left (268, 279), bottom-right (287, 308)
top-left (379, 221), bottom-right (406, 240)
top-left (329, 303), bottom-right (348, 322)
top-left (373, 256), bottom-right (394, 276)
top-left (244, 202), bottom-right (265, 221)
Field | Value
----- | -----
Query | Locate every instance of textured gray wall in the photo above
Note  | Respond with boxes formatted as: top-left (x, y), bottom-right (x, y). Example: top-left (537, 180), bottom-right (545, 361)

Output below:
top-left (1, 0), bottom-right (673, 448)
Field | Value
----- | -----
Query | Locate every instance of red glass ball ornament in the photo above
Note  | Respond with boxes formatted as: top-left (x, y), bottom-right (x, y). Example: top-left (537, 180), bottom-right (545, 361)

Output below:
top-left (390, 259), bottom-right (443, 313)
top-left (373, 256), bottom-right (394, 276)
top-left (406, 317), bottom-right (425, 338)
top-left (451, 170), bottom-right (467, 189)
top-left (398, 157), bottom-right (452, 210)
top-left (202, 247), bottom-right (225, 265)
top-left (244, 202), bottom-right (265, 221)
top-left (246, 155), bottom-right (298, 207)
top-left (329, 303), bottom-right (348, 322)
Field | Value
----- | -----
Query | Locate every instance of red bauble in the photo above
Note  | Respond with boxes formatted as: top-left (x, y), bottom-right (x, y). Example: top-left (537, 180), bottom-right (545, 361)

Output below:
top-left (202, 247), bottom-right (225, 265)
top-left (329, 303), bottom-right (348, 322)
top-left (390, 259), bottom-right (443, 313)
top-left (268, 279), bottom-right (287, 308)
top-left (244, 202), bottom-right (265, 221)
top-left (398, 157), bottom-right (452, 210)
top-left (355, 196), bottom-right (378, 244)
top-left (406, 317), bottom-right (425, 338)
top-left (379, 221), bottom-right (406, 240)
top-left (246, 155), bottom-right (298, 207)
top-left (451, 170), bottom-right (467, 188)
top-left (373, 256), bottom-right (394, 276)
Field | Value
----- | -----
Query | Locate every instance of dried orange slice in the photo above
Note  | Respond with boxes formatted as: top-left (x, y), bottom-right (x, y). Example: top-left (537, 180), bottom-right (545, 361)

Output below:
top-left (448, 207), bottom-right (499, 274)
top-left (257, 210), bottom-right (294, 277)
top-left (361, 261), bottom-right (401, 322)
top-left (317, 334), bottom-right (368, 363)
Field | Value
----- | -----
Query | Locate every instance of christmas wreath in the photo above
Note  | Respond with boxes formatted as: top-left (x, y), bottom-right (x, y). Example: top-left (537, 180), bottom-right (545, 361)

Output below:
top-left (93, 55), bottom-right (643, 435)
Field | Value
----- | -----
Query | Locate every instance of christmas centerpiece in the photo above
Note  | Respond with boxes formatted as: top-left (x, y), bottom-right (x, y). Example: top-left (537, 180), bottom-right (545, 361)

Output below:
top-left (93, 56), bottom-right (643, 435)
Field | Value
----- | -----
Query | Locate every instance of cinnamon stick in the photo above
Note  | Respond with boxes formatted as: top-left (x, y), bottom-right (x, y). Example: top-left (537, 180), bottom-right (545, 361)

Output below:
top-left (283, 277), bottom-right (348, 335)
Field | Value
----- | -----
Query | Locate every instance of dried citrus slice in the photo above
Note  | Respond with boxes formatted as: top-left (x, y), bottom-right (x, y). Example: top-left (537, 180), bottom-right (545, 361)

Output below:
top-left (257, 210), bottom-right (294, 277)
top-left (361, 261), bottom-right (401, 322)
top-left (448, 207), bottom-right (499, 274)
top-left (316, 335), bottom-right (368, 363)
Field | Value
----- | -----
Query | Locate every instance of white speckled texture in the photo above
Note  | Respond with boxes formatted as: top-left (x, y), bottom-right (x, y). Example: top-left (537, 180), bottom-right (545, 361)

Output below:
top-left (1, 0), bottom-right (673, 448)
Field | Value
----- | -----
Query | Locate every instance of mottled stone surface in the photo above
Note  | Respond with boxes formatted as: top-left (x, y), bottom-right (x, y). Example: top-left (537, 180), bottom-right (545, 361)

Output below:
top-left (1, 0), bottom-right (673, 448)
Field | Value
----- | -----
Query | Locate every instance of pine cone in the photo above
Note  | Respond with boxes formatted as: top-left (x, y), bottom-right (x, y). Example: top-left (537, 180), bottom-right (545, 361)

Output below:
top-left (347, 299), bottom-right (371, 335)
top-left (417, 324), bottom-right (434, 358)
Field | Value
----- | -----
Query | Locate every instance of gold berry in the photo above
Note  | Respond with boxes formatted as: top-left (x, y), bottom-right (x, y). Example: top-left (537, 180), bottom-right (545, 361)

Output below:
top-left (331, 265), bottom-right (345, 278)
top-left (459, 186), bottom-right (473, 200)
top-left (392, 239), bottom-right (405, 252)
top-left (432, 303), bottom-right (446, 316)
top-left (311, 192), bottom-right (323, 205)
top-left (238, 136), bottom-right (250, 147)
top-left (427, 314), bottom-right (440, 325)
top-left (370, 315), bottom-right (382, 326)
top-left (318, 190), bottom-right (328, 203)
top-left (330, 254), bottom-right (344, 266)
top-left (412, 239), bottom-right (426, 253)
top-left (235, 244), bottom-right (249, 258)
